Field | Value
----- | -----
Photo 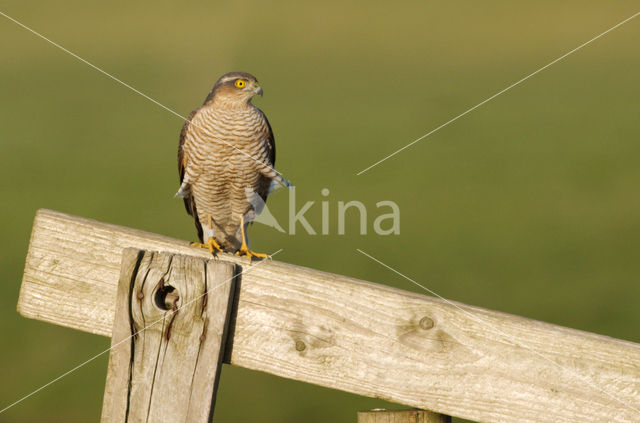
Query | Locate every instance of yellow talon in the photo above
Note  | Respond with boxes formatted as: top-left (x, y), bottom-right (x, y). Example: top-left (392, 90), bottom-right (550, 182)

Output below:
top-left (235, 243), bottom-right (268, 261)
top-left (191, 237), bottom-right (224, 255)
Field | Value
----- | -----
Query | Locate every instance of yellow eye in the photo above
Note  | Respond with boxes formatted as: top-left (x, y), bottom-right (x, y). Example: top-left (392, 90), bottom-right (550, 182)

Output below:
top-left (235, 79), bottom-right (246, 88)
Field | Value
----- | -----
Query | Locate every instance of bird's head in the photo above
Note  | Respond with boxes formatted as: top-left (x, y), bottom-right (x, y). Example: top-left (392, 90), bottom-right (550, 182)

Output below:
top-left (206, 72), bottom-right (263, 107)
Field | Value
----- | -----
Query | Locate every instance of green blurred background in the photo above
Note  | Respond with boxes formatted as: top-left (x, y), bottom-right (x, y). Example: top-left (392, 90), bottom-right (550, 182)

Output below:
top-left (1, 1), bottom-right (639, 422)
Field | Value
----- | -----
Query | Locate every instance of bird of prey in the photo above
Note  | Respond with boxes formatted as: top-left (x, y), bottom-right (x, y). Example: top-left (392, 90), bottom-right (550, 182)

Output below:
top-left (176, 72), bottom-right (290, 260)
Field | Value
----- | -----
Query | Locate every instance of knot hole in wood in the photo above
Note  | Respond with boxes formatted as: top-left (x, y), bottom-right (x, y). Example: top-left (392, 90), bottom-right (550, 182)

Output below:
top-left (154, 278), bottom-right (179, 311)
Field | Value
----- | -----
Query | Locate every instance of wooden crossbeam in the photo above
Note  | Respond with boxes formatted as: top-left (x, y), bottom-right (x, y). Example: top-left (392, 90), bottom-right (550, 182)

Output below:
top-left (17, 209), bottom-right (640, 423)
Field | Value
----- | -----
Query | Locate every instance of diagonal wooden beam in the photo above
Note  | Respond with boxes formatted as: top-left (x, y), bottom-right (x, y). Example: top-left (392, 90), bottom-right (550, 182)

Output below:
top-left (17, 209), bottom-right (640, 423)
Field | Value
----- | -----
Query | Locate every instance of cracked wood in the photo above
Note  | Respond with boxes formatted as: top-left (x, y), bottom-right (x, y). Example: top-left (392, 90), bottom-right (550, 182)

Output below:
top-left (100, 249), bottom-right (236, 423)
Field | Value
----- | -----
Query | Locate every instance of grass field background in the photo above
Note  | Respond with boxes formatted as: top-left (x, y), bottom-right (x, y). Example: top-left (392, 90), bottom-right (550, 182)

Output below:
top-left (1, 1), bottom-right (639, 422)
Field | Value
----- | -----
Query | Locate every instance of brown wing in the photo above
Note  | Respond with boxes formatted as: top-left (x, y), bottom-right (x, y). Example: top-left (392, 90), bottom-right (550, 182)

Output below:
top-left (263, 112), bottom-right (276, 167)
top-left (178, 109), bottom-right (204, 242)
top-left (257, 110), bottom-right (276, 202)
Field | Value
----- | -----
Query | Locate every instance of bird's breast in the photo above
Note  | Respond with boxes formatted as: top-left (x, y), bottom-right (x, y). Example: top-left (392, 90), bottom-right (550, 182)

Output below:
top-left (185, 106), bottom-right (271, 224)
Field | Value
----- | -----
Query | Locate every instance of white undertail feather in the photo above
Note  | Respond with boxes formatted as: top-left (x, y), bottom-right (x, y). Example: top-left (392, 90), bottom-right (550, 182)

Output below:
top-left (175, 182), bottom-right (189, 198)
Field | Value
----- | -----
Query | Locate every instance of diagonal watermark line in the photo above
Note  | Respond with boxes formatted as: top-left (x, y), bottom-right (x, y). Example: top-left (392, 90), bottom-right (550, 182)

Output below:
top-left (356, 248), bottom-right (640, 417)
top-left (356, 10), bottom-right (640, 176)
top-left (0, 10), bottom-right (290, 187)
top-left (0, 249), bottom-right (282, 415)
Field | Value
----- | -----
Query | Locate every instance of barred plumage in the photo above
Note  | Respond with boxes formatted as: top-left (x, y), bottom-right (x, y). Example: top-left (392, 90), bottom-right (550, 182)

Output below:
top-left (177, 72), bottom-right (289, 257)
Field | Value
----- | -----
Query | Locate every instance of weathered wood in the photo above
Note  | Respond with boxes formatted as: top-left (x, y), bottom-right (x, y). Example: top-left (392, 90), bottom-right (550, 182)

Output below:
top-left (100, 249), bottom-right (236, 423)
top-left (17, 209), bottom-right (640, 423)
top-left (358, 409), bottom-right (451, 423)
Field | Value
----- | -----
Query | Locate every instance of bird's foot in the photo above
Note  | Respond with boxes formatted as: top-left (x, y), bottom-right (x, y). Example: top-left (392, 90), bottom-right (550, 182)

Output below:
top-left (235, 244), bottom-right (269, 262)
top-left (191, 237), bottom-right (224, 255)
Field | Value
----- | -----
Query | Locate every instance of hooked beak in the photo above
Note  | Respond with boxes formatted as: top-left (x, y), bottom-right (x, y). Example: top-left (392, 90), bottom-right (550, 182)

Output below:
top-left (254, 84), bottom-right (263, 96)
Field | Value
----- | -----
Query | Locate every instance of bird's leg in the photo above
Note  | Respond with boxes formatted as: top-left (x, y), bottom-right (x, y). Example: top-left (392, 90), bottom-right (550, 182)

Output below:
top-left (236, 215), bottom-right (268, 261)
top-left (191, 214), bottom-right (224, 255)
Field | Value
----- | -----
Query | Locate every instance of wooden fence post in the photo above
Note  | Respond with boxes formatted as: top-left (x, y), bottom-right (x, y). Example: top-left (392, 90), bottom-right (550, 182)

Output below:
top-left (358, 409), bottom-right (451, 423)
top-left (100, 248), bottom-right (237, 423)
top-left (17, 210), bottom-right (640, 423)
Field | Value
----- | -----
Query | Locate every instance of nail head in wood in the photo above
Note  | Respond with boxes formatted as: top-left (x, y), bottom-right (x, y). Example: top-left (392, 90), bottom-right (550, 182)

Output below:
top-left (419, 316), bottom-right (434, 330)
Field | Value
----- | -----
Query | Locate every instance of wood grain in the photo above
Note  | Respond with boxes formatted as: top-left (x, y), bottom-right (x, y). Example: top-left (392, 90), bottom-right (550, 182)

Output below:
top-left (18, 209), bottom-right (640, 423)
top-left (100, 249), bottom-right (236, 423)
top-left (357, 409), bottom-right (451, 423)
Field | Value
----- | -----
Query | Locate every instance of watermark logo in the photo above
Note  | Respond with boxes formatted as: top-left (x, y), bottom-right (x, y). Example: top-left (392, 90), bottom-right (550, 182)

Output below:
top-left (246, 187), bottom-right (400, 235)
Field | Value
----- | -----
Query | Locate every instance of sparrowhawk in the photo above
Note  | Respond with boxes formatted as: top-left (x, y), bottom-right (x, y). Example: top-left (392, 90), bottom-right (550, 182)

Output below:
top-left (177, 72), bottom-right (290, 260)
